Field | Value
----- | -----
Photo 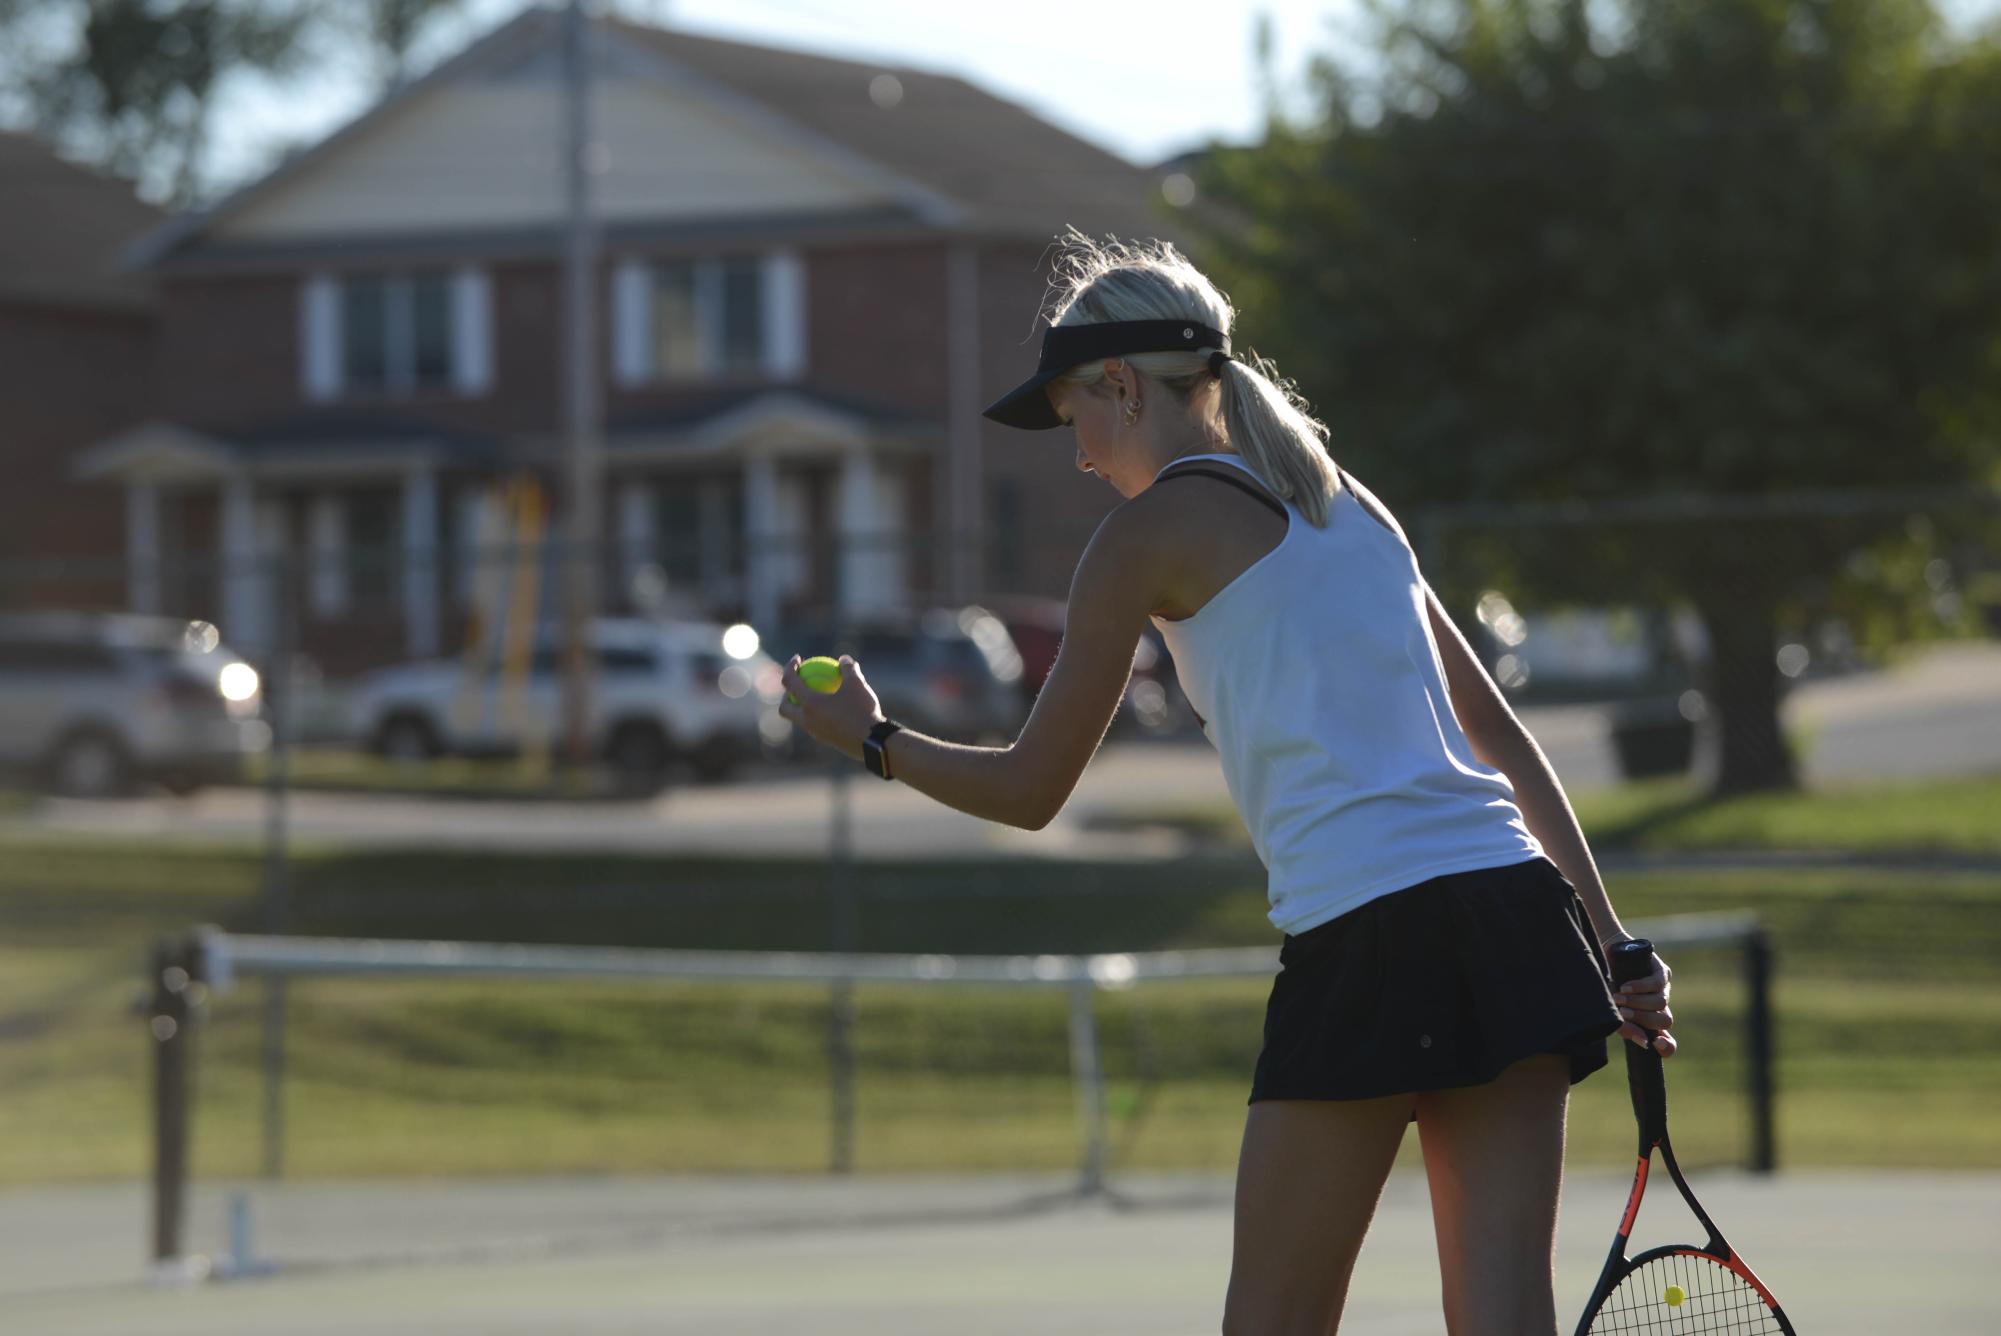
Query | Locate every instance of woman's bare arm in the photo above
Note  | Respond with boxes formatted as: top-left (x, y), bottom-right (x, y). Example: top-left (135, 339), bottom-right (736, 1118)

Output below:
top-left (778, 502), bottom-right (1164, 832)
top-left (1423, 586), bottom-right (1676, 1052)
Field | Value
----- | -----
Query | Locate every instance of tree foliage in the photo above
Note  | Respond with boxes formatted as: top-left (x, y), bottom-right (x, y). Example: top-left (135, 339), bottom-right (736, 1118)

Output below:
top-left (341, 0), bottom-right (474, 90)
top-left (1194, 0), bottom-right (2001, 793)
top-left (0, 0), bottom-right (475, 205)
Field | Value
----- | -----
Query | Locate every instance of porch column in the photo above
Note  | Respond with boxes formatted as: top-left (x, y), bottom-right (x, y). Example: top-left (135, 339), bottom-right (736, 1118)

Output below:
top-left (616, 477), bottom-right (656, 605)
top-left (698, 476), bottom-right (735, 608)
top-left (402, 466), bottom-right (439, 658)
top-left (873, 467), bottom-right (908, 612)
top-left (455, 485), bottom-right (500, 613)
top-left (743, 452), bottom-right (781, 633)
top-left (220, 473), bottom-right (266, 655)
top-left (307, 493), bottom-right (349, 619)
top-left (837, 449), bottom-right (899, 617)
top-left (773, 473), bottom-right (810, 606)
top-left (126, 480), bottom-right (161, 615)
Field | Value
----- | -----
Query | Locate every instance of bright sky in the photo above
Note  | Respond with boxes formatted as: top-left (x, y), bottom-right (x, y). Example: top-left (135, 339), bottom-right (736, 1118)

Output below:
top-left (205, 0), bottom-right (1999, 199)
top-left (203, 0), bottom-right (1368, 193)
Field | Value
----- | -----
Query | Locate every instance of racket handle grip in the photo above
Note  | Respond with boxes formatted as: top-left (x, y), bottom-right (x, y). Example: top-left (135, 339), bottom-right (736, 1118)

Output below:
top-left (1607, 937), bottom-right (1657, 986)
top-left (1608, 937), bottom-right (1669, 1142)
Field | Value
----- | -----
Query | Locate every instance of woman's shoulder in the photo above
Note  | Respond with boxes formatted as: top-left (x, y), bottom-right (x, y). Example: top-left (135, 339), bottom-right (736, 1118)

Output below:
top-left (1335, 470), bottom-right (1411, 547)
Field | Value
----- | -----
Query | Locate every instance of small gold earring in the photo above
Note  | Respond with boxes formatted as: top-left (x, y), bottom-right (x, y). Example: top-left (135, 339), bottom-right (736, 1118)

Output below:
top-left (1123, 398), bottom-right (1142, 426)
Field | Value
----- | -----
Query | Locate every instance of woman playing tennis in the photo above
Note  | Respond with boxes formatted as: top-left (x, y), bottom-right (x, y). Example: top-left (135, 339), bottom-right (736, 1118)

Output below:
top-left (778, 232), bottom-right (1675, 1335)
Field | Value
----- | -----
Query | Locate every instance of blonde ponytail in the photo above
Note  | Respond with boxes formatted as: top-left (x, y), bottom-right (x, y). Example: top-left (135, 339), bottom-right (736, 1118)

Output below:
top-left (1042, 229), bottom-right (1341, 527)
top-left (1214, 351), bottom-right (1340, 528)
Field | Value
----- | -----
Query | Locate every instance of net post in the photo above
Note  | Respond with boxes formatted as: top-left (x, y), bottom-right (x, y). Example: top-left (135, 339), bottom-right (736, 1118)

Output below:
top-left (1067, 973), bottom-right (1109, 1197)
top-left (259, 544), bottom-right (295, 1183)
top-left (826, 742), bottom-right (859, 1177)
top-left (828, 976), bottom-right (857, 1176)
top-left (1745, 926), bottom-right (1777, 1173)
top-left (150, 931), bottom-right (207, 1273)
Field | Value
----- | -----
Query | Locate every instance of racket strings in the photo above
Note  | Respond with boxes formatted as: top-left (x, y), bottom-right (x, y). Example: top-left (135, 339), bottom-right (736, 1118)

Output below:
top-left (1584, 1251), bottom-right (1785, 1334)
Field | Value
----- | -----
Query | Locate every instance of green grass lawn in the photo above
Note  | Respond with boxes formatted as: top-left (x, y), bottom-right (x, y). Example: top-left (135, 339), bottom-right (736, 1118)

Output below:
top-left (1084, 773), bottom-right (2001, 860)
top-left (2, 822), bottom-right (1997, 1187)
top-left (242, 747), bottom-right (627, 800)
top-left (1572, 774), bottom-right (2001, 857)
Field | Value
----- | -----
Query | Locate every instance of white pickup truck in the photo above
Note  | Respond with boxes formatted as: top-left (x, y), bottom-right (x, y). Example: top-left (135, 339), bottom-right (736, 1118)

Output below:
top-left (348, 618), bottom-right (786, 786)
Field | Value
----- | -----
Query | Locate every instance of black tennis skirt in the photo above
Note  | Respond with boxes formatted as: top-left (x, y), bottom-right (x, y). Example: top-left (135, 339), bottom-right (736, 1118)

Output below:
top-left (1249, 855), bottom-right (1623, 1110)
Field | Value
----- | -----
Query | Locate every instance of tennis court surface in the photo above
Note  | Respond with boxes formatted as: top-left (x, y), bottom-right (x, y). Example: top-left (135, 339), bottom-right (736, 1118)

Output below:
top-left (4, 1168), bottom-right (1991, 1334)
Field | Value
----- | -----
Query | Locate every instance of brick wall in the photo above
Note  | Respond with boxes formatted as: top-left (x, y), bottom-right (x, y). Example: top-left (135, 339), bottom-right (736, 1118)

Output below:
top-left (139, 239), bottom-right (1126, 611)
top-left (154, 273), bottom-right (298, 430)
top-left (0, 300), bottom-right (156, 599)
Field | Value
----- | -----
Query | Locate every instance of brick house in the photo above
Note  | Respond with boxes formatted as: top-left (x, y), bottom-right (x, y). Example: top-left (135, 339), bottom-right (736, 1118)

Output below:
top-left (81, 11), bottom-right (1183, 670)
top-left (0, 133), bottom-right (161, 603)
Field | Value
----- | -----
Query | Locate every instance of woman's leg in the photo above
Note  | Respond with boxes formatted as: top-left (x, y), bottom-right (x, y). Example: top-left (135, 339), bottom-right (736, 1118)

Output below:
top-left (1413, 1052), bottom-right (1573, 1336)
top-left (1221, 1092), bottom-right (1417, 1335)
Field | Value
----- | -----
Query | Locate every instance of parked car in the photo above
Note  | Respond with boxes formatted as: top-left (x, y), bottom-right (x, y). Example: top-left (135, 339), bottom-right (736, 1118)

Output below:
top-left (347, 618), bottom-right (784, 787)
top-left (1466, 595), bottom-right (1711, 779)
top-left (981, 595), bottom-right (1066, 700)
top-left (0, 612), bottom-right (267, 797)
top-left (767, 606), bottom-right (1027, 746)
top-left (1125, 622), bottom-right (1199, 737)
top-left (980, 595), bottom-right (1196, 739)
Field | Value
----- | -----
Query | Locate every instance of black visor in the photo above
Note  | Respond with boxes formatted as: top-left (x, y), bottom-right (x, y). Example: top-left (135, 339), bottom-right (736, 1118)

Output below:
top-left (982, 319), bottom-right (1231, 430)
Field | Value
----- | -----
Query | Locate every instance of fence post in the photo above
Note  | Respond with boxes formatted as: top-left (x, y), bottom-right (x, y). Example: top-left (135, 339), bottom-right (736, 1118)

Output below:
top-left (827, 745), bottom-right (858, 1176)
top-left (1745, 928), bottom-right (1777, 1173)
top-left (260, 548), bottom-right (295, 1181)
top-left (1067, 975), bottom-right (1109, 1197)
top-left (150, 933), bottom-right (206, 1276)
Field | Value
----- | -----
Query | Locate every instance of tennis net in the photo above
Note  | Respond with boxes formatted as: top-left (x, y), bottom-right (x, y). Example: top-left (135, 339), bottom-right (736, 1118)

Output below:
top-left (144, 913), bottom-right (1772, 1277)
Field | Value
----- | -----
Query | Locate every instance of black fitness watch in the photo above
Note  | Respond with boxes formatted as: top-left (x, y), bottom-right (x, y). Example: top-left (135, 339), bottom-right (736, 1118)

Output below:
top-left (864, 718), bottom-right (903, 781)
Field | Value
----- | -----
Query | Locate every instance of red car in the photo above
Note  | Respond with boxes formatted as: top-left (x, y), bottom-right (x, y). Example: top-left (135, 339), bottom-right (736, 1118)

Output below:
top-left (981, 595), bottom-right (1193, 737)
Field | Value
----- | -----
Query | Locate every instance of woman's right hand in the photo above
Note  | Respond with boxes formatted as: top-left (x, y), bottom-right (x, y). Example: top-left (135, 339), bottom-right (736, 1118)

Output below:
top-left (1613, 950), bottom-right (1676, 1058)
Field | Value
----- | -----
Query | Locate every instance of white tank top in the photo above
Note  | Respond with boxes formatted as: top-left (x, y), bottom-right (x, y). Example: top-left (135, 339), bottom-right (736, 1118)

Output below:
top-left (1148, 452), bottom-right (1543, 935)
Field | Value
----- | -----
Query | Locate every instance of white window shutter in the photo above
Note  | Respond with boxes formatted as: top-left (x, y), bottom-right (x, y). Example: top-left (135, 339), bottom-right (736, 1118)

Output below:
top-left (763, 249), bottom-right (806, 381)
top-left (451, 267), bottom-right (494, 396)
top-left (301, 273), bottom-right (343, 402)
top-left (612, 258), bottom-right (653, 387)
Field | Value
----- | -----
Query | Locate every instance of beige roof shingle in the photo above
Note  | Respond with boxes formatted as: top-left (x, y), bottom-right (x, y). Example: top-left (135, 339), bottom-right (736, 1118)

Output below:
top-left (612, 22), bottom-right (1181, 245)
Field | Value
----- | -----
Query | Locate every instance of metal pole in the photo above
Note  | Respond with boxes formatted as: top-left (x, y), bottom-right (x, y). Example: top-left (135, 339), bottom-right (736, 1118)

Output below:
top-left (1746, 929), bottom-right (1777, 1173)
top-left (944, 242), bottom-right (981, 602)
top-left (259, 549), bottom-right (294, 1180)
top-left (828, 745), bottom-right (857, 1174)
top-left (558, 0), bottom-right (603, 772)
top-left (1067, 976), bottom-right (1109, 1197)
top-left (151, 934), bottom-right (204, 1272)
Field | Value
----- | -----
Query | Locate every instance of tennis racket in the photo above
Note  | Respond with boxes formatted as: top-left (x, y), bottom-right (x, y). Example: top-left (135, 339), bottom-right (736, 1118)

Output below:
top-left (1575, 938), bottom-right (1796, 1334)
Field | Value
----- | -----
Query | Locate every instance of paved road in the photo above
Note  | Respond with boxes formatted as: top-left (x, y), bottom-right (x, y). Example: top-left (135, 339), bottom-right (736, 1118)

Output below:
top-left (5, 643), bottom-right (1996, 859)
top-left (4, 1170), bottom-right (1992, 1334)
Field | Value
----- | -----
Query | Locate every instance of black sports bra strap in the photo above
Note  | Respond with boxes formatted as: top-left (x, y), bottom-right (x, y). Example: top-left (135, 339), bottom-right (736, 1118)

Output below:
top-left (1153, 465), bottom-right (1288, 521)
top-left (1335, 467), bottom-right (1402, 539)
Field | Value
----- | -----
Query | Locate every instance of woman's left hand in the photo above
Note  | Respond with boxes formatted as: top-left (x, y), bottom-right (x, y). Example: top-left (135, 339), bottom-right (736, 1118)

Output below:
top-left (776, 654), bottom-right (885, 764)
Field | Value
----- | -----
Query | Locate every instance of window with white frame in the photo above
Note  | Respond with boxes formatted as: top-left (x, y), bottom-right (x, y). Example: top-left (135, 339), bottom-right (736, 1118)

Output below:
top-left (344, 273), bottom-right (451, 392)
top-left (616, 251), bottom-right (804, 387)
top-left (301, 268), bottom-right (493, 403)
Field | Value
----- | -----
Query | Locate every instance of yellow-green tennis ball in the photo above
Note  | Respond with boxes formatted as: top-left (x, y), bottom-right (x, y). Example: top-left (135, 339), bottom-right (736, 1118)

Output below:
top-left (788, 655), bottom-right (843, 705)
top-left (1664, 1285), bottom-right (1686, 1308)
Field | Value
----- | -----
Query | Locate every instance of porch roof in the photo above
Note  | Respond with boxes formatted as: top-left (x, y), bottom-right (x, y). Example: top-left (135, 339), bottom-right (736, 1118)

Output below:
top-left (80, 390), bottom-right (931, 487)
top-left (76, 413), bottom-right (505, 484)
top-left (606, 387), bottom-right (937, 466)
